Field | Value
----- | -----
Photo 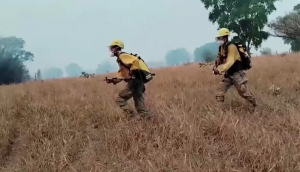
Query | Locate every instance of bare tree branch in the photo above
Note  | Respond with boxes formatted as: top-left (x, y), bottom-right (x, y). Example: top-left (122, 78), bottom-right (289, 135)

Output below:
top-left (269, 11), bottom-right (300, 41)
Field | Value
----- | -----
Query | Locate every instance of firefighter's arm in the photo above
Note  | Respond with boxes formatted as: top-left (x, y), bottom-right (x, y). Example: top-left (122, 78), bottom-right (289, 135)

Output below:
top-left (125, 59), bottom-right (141, 80)
top-left (215, 48), bottom-right (224, 66)
top-left (130, 59), bottom-right (139, 71)
top-left (119, 54), bottom-right (137, 78)
top-left (218, 45), bottom-right (237, 74)
top-left (119, 54), bottom-right (136, 66)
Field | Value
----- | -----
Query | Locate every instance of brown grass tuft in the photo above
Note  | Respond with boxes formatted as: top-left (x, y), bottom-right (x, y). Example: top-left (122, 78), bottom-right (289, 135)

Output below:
top-left (0, 54), bottom-right (300, 171)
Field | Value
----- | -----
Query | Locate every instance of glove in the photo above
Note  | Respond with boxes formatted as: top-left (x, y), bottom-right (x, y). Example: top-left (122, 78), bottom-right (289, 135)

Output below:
top-left (213, 67), bottom-right (221, 75)
top-left (106, 79), bottom-right (117, 84)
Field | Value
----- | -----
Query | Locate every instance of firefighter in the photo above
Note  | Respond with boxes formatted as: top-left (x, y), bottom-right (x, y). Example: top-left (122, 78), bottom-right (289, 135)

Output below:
top-left (106, 39), bottom-right (152, 119)
top-left (213, 28), bottom-right (257, 111)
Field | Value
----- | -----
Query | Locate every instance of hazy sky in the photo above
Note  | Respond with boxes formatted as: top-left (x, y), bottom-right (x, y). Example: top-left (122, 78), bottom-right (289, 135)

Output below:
top-left (0, 0), bottom-right (297, 75)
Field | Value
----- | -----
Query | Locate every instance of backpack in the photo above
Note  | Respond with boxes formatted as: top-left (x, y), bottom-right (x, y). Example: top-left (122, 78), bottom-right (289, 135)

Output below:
top-left (117, 52), bottom-right (154, 83)
top-left (224, 41), bottom-right (252, 70)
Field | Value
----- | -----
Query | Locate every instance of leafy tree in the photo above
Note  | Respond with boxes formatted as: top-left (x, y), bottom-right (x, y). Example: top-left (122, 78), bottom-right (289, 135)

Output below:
top-left (42, 67), bottom-right (63, 79)
top-left (260, 47), bottom-right (272, 56)
top-left (165, 48), bottom-right (190, 66)
top-left (269, 4), bottom-right (300, 52)
top-left (0, 37), bottom-right (32, 85)
top-left (200, 0), bottom-right (278, 53)
top-left (291, 40), bottom-right (300, 52)
top-left (0, 36), bottom-right (34, 61)
top-left (294, 3), bottom-right (300, 11)
top-left (202, 50), bottom-right (216, 62)
top-left (65, 63), bottom-right (83, 77)
top-left (194, 42), bottom-right (218, 62)
top-left (0, 52), bottom-right (30, 84)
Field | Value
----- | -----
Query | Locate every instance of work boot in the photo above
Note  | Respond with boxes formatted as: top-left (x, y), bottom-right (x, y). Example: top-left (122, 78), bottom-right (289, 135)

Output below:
top-left (139, 113), bottom-right (152, 120)
top-left (125, 111), bottom-right (138, 119)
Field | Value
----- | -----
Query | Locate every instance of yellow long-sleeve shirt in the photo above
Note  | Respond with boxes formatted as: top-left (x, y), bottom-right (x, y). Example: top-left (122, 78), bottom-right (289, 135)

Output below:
top-left (218, 44), bottom-right (242, 74)
top-left (116, 53), bottom-right (150, 78)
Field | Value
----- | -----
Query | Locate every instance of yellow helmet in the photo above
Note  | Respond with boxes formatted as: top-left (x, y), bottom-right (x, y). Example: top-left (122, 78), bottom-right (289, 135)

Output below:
top-left (216, 28), bottom-right (230, 38)
top-left (108, 39), bottom-right (124, 49)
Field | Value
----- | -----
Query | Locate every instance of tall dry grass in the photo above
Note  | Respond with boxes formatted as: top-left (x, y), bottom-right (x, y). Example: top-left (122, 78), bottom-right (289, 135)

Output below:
top-left (0, 54), bottom-right (300, 172)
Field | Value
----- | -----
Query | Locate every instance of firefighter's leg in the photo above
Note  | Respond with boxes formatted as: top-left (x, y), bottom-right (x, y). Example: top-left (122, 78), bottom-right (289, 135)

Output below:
top-left (216, 77), bottom-right (232, 103)
top-left (232, 71), bottom-right (257, 107)
top-left (133, 92), bottom-right (150, 117)
top-left (132, 80), bottom-right (150, 119)
top-left (234, 81), bottom-right (257, 107)
top-left (115, 84), bottom-right (136, 116)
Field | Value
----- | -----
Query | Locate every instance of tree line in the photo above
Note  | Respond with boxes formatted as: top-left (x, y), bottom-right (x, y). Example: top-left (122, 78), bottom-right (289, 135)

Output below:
top-left (1, 1), bottom-right (299, 83)
top-left (0, 35), bottom-right (120, 82)
top-left (38, 61), bottom-right (119, 80)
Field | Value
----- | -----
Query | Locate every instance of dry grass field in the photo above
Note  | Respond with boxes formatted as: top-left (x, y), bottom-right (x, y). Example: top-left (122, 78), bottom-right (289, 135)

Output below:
top-left (0, 54), bottom-right (300, 172)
